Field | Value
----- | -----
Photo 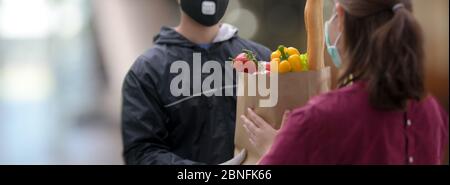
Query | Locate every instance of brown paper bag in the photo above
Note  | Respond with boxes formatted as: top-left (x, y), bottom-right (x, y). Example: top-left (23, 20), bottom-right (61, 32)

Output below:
top-left (234, 67), bottom-right (331, 164)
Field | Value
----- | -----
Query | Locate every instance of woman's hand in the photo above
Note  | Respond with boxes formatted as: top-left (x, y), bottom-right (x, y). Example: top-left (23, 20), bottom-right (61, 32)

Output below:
top-left (241, 108), bottom-right (291, 156)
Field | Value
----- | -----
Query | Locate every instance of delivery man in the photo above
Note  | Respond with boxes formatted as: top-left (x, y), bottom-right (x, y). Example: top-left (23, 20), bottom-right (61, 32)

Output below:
top-left (121, 0), bottom-right (271, 165)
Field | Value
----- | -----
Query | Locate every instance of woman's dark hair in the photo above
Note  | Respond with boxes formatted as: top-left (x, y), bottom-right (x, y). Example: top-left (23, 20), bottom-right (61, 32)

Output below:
top-left (337, 0), bottom-right (425, 111)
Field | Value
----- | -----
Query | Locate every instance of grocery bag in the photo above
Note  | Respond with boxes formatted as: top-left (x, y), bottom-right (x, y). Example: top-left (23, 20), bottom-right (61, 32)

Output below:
top-left (234, 67), bottom-right (331, 164)
top-left (233, 0), bottom-right (328, 164)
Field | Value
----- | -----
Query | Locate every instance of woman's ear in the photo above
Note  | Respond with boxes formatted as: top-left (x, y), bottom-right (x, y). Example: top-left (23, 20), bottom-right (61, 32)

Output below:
top-left (335, 3), bottom-right (345, 32)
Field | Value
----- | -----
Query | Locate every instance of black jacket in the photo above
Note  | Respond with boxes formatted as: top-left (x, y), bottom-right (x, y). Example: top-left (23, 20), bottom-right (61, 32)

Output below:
top-left (122, 24), bottom-right (271, 165)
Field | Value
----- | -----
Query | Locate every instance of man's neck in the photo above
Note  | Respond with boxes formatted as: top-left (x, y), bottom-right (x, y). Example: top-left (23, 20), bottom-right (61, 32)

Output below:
top-left (175, 14), bottom-right (220, 45)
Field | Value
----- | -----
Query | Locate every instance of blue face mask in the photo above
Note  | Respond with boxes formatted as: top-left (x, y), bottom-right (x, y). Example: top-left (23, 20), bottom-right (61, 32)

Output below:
top-left (325, 14), bottom-right (343, 68)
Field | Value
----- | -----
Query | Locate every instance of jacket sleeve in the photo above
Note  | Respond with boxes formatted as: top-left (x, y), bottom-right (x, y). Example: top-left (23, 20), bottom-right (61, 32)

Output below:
top-left (121, 63), bottom-right (203, 165)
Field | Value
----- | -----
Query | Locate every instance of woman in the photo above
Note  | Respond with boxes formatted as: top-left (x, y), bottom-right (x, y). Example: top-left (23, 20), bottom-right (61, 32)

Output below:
top-left (241, 0), bottom-right (448, 165)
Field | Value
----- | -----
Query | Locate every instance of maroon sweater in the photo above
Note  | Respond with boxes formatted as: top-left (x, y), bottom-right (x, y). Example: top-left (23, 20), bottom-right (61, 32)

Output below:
top-left (260, 82), bottom-right (448, 165)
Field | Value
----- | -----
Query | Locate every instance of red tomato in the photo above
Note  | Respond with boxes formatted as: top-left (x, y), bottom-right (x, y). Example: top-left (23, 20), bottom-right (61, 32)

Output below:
top-left (233, 60), bottom-right (245, 72)
top-left (265, 62), bottom-right (271, 71)
top-left (243, 61), bottom-right (257, 74)
top-left (234, 53), bottom-right (248, 63)
top-left (233, 52), bottom-right (259, 74)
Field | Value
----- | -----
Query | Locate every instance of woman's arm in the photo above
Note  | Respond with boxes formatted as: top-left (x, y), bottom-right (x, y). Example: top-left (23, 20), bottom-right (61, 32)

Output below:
top-left (242, 106), bottom-right (330, 165)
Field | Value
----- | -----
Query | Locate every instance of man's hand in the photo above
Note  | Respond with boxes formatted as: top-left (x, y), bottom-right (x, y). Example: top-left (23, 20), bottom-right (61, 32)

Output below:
top-left (220, 149), bottom-right (247, 165)
top-left (241, 108), bottom-right (291, 157)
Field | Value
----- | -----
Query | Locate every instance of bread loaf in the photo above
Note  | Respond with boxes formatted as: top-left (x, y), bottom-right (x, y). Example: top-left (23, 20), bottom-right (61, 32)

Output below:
top-left (305, 0), bottom-right (325, 70)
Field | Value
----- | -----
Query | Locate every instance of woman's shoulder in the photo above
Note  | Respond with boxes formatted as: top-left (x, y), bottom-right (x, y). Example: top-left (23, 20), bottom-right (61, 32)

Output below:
top-left (410, 95), bottom-right (448, 124)
top-left (288, 82), bottom-right (369, 126)
top-left (414, 95), bottom-right (446, 111)
top-left (303, 82), bottom-right (368, 111)
top-left (291, 82), bottom-right (448, 129)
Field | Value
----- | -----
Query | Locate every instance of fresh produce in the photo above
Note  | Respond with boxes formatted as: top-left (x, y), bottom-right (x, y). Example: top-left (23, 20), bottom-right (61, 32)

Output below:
top-left (232, 46), bottom-right (309, 74)
top-left (278, 60), bottom-right (292, 73)
top-left (269, 60), bottom-right (278, 73)
top-left (299, 54), bottom-right (309, 71)
top-left (288, 54), bottom-right (302, 72)
top-left (287, 47), bottom-right (300, 56)
top-left (271, 51), bottom-right (281, 61)
top-left (269, 45), bottom-right (309, 74)
top-left (232, 49), bottom-right (258, 74)
top-left (263, 61), bottom-right (271, 71)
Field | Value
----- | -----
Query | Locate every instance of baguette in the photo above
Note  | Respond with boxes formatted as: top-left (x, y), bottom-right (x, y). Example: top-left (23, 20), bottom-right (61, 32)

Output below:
top-left (305, 0), bottom-right (325, 70)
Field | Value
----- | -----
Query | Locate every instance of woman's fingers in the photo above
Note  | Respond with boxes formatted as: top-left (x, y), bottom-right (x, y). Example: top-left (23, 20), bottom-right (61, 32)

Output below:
top-left (243, 122), bottom-right (258, 148)
top-left (242, 120), bottom-right (255, 139)
top-left (248, 136), bottom-right (258, 148)
top-left (246, 108), bottom-right (268, 128)
top-left (241, 115), bottom-right (259, 136)
top-left (242, 116), bottom-right (260, 149)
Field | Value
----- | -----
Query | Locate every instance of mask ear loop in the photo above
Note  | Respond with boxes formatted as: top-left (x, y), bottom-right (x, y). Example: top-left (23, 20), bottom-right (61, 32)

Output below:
top-left (326, 13), bottom-right (355, 88)
top-left (392, 3), bottom-right (405, 12)
top-left (325, 14), bottom-right (337, 46)
top-left (333, 32), bottom-right (342, 47)
top-left (329, 13), bottom-right (338, 23)
top-left (327, 14), bottom-right (342, 49)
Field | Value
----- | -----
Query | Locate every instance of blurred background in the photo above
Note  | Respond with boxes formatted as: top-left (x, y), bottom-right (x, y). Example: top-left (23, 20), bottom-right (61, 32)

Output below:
top-left (0, 0), bottom-right (448, 164)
